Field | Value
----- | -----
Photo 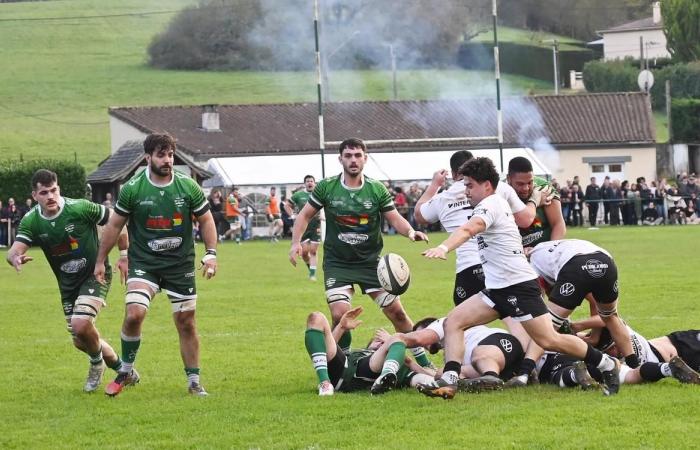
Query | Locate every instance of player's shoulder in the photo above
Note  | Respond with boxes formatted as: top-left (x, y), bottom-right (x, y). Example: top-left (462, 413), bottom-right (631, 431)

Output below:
top-left (174, 171), bottom-right (199, 187)
top-left (64, 197), bottom-right (95, 208)
top-left (317, 174), bottom-right (341, 187)
top-left (19, 205), bottom-right (39, 224)
top-left (364, 175), bottom-right (384, 188)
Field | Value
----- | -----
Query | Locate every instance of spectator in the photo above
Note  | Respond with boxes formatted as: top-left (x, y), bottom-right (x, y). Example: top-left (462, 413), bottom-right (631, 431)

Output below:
top-left (0, 199), bottom-right (6, 247)
top-left (631, 183), bottom-right (642, 224)
top-left (570, 184), bottom-right (584, 226)
top-left (584, 176), bottom-right (601, 226)
top-left (685, 194), bottom-right (699, 224)
top-left (239, 194), bottom-right (257, 241)
top-left (559, 185), bottom-right (571, 225)
top-left (608, 180), bottom-right (623, 225)
top-left (572, 175), bottom-right (580, 186)
top-left (21, 198), bottom-right (33, 218)
top-left (601, 177), bottom-right (611, 224)
top-left (641, 202), bottom-right (663, 226)
top-left (208, 189), bottom-right (227, 241)
top-left (621, 181), bottom-right (634, 225)
top-left (4, 198), bottom-right (23, 242)
top-left (406, 183), bottom-right (422, 229)
top-left (280, 195), bottom-right (294, 238)
top-left (102, 192), bottom-right (113, 208)
top-left (668, 200), bottom-right (686, 225)
top-left (393, 186), bottom-right (409, 221)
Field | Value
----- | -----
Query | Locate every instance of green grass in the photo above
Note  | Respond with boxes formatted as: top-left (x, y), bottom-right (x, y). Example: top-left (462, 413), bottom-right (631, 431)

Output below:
top-left (1, 226), bottom-right (699, 448)
top-left (472, 25), bottom-right (585, 51)
top-left (0, 0), bottom-right (552, 171)
top-left (654, 110), bottom-right (670, 143)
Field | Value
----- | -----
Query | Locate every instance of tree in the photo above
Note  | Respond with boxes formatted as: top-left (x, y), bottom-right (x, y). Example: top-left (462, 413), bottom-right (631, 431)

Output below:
top-left (662, 0), bottom-right (700, 62)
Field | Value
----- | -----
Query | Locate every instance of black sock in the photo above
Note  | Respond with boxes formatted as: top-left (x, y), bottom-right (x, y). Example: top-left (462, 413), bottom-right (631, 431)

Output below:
top-left (639, 362), bottom-right (664, 382)
top-left (583, 345), bottom-right (603, 367)
top-left (557, 368), bottom-right (579, 387)
top-left (444, 360), bottom-right (462, 375)
top-left (625, 354), bottom-right (641, 369)
top-left (483, 371), bottom-right (499, 378)
top-left (517, 358), bottom-right (536, 376)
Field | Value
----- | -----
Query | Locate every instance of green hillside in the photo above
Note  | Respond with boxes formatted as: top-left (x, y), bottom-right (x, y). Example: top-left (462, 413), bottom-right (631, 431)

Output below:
top-left (0, 0), bottom-right (551, 171)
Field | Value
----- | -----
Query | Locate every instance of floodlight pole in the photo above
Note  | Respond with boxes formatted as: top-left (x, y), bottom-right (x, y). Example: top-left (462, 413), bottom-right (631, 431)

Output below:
top-left (314, 0), bottom-right (326, 178)
top-left (492, 0), bottom-right (504, 172)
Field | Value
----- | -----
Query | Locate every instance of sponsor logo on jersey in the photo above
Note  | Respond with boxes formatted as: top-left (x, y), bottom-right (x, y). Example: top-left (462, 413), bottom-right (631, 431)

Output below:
top-left (507, 296), bottom-right (518, 307)
top-left (559, 283), bottom-right (575, 296)
top-left (476, 236), bottom-right (489, 250)
top-left (326, 278), bottom-right (336, 287)
top-left (363, 200), bottom-right (372, 209)
top-left (172, 212), bottom-right (183, 230)
top-left (139, 200), bottom-right (155, 206)
top-left (337, 232), bottom-right (369, 245)
top-left (613, 280), bottom-right (619, 293)
top-left (184, 271), bottom-right (195, 278)
top-left (60, 258), bottom-right (87, 274)
top-left (331, 200), bottom-right (344, 207)
top-left (521, 231), bottom-right (544, 246)
top-left (174, 197), bottom-right (185, 207)
top-left (336, 214), bottom-right (370, 231)
top-left (134, 269), bottom-right (146, 276)
top-left (146, 216), bottom-right (173, 230)
top-left (500, 338), bottom-right (513, 353)
top-left (50, 236), bottom-right (80, 256)
top-left (147, 237), bottom-right (183, 252)
top-left (581, 259), bottom-right (608, 278)
top-left (455, 286), bottom-right (467, 299)
top-left (447, 200), bottom-right (469, 209)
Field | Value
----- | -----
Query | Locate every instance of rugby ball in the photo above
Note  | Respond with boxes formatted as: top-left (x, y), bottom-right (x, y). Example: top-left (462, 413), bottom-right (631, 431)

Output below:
top-left (377, 253), bottom-right (411, 295)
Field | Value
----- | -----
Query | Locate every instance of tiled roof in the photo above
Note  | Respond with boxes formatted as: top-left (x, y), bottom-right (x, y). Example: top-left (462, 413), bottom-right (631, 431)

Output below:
top-left (109, 92), bottom-right (654, 159)
top-left (599, 17), bottom-right (662, 33)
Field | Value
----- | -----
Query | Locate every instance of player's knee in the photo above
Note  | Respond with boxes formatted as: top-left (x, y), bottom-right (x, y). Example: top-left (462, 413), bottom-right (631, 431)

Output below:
top-left (174, 311), bottom-right (197, 334)
top-left (124, 305), bottom-right (147, 327)
top-left (69, 318), bottom-right (93, 339)
top-left (306, 311), bottom-right (328, 329)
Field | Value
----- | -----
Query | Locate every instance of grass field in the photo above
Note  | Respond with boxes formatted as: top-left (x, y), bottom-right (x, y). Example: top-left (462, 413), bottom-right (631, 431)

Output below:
top-left (0, 0), bottom-right (552, 170)
top-left (1, 226), bottom-right (699, 448)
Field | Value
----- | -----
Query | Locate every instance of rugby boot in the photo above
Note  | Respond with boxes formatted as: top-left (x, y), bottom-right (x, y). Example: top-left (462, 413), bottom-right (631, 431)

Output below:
top-left (669, 356), bottom-right (700, 384)
top-left (370, 372), bottom-right (397, 395)
top-left (318, 380), bottom-right (334, 396)
top-left (600, 358), bottom-right (621, 396)
top-left (504, 374), bottom-right (529, 388)
top-left (458, 374), bottom-right (504, 393)
top-left (188, 382), bottom-right (209, 397)
top-left (417, 378), bottom-right (457, 400)
top-left (572, 361), bottom-right (599, 391)
top-left (84, 361), bottom-right (106, 393)
top-left (105, 369), bottom-right (140, 397)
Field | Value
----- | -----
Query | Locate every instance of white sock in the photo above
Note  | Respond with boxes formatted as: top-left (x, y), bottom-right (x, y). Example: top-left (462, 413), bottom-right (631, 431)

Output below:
top-left (187, 373), bottom-right (200, 386)
top-left (597, 355), bottom-right (615, 372)
top-left (121, 362), bottom-right (133, 374)
top-left (660, 363), bottom-right (672, 377)
top-left (441, 370), bottom-right (459, 385)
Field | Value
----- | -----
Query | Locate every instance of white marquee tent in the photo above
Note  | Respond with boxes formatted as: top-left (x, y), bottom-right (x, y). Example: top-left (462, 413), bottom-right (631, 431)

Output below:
top-left (203, 147), bottom-right (552, 188)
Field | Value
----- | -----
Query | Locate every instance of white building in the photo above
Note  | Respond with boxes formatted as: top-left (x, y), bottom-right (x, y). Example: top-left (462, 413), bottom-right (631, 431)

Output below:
top-left (599, 2), bottom-right (671, 61)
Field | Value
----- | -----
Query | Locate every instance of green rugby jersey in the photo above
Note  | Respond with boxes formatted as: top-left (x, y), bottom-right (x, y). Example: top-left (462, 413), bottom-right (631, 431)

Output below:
top-left (115, 169), bottom-right (209, 271)
top-left (290, 189), bottom-right (320, 229)
top-left (308, 174), bottom-right (394, 265)
top-left (16, 198), bottom-right (108, 294)
top-left (519, 176), bottom-right (561, 247)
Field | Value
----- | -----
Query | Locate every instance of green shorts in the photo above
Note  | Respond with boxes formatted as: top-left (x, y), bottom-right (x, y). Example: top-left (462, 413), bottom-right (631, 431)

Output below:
top-left (323, 261), bottom-right (382, 294)
top-left (127, 264), bottom-right (197, 299)
top-left (60, 266), bottom-right (112, 319)
top-left (301, 221), bottom-right (321, 243)
top-left (227, 216), bottom-right (240, 225)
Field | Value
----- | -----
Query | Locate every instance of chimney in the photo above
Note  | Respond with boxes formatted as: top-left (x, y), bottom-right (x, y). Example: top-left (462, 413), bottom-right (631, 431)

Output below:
top-left (201, 104), bottom-right (220, 132)
top-left (652, 2), bottom-right (661, 24)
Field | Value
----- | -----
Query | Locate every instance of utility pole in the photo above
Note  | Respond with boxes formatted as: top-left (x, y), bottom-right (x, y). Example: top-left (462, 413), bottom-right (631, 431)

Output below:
top-left (666, 80), bottom-right (672, 143)
top-left (313, 0), bottom-right (325, 178)
top-left (552, 39), bottom-right (559, 95)
top-left (492, 0), bottom-right (504, 172)
top-left (389, 44), bottom-right (398, 100)
top-left (639, 36), bottom-right (644, 70)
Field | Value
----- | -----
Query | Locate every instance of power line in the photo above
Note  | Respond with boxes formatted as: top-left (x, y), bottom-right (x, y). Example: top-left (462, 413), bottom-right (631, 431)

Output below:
top-left (0, 104), bottom-right (107, 126)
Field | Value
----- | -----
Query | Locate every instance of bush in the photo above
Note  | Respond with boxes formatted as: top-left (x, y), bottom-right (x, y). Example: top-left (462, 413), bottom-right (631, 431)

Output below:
top-left (582, 59), bottom-right (638, 92)
top-left (649, 62), bottom-right (700, 109)
top-left (671, 98), bottom-right (700, 143)
top-left (458, 42), bottom-right (596, 85)
top-left (0, 159), bottom-right (86, 203)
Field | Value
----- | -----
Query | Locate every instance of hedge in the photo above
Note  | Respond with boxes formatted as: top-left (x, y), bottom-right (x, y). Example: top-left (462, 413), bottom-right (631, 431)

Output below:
top-left (458, 41), bottom-right (597, 86)
top-left (0, 159), bottom-right (87, 203)
top-left (671, 98), bottom-right (700, 143)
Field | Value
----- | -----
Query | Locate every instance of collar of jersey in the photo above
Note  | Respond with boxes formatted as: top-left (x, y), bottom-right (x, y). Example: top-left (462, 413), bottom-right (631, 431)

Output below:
top-left (340, 173), bottom-right (364, 191)
top-left (145, 167), bottom-right (174, 188)
top-left (39, 196), bottom-right (66, 221)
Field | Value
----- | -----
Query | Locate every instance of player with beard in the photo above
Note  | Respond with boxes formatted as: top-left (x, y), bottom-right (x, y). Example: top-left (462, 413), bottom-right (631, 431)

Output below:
top-left (289, 138), bottom-right (433, 369)
top-left (418, 157), bottom-right (620, 399)
top-left (94, 133), bottom-right (218, 397)
top-left (7, 169), bottom-right (129, 392)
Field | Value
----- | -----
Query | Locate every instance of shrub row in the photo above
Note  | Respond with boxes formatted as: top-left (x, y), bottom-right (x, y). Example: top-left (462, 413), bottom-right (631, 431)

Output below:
top-left (0, 159), bottom-right (86, 203)
top-left (671, 98), bottom-right (700, 143)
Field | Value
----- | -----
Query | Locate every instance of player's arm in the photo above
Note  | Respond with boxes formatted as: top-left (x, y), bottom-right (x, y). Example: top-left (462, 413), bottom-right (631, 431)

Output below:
top-left (501, 183), bottom-right (536, 227)
top-left (6, 241), bottom-right (32, 272)
top-left (383, 209), bottom-right (428, 242)
top-left (115, 222), bottom-right (129, 284)
top-left (396, 328), bottom-right (440, 349)
top-left (544, 199), bottom-right (566, 240)
top-left (196, 210), bottom-right (218, 279)
top-left (423, 216), bottom-right (486, 259)
top-left (95, 212), bottom-right (128, 283)
top-left (283, 199), bottom-right (295, 217)
top-left (413, 169), bottom-right (447, 225)
top-left (331, 306), bottom-right (363, 342)
top-left (289, 202), bottom-right (320, 265)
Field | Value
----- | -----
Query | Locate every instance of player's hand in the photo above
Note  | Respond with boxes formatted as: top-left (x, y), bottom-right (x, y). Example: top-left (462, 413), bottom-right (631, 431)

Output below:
top-left (530, 184), bottom-right (554, 207)
top-left (200, 249), bottom-right (217, 279)
top-left (409, 230), bottom-right (429, 243)
top-left (11, 254), bottom-right (33, 272)
top-left (523, 246), bottom-right (534, 259)
top-left (94, 261), bottom-right (106, 285)
top-left (374, 328), bottom-right (391, 343)
top-left (431, 169), bottom-right (448, 188)
top-left (288, 242), bottom-right (302, 266)
top-left (339, 306), bottom-right (363, 331)
top-left (116, 255), bottom-right (129, 285)
top-left (422, 246), bottom-right (447, 260)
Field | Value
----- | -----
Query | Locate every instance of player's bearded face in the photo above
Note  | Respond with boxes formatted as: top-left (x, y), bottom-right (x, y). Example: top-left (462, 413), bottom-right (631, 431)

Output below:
top-left (507, 172), bottom-right (534, 200)
top-left (32, 182), bottom-right (61, 215)
top-left (339, 147), bottom-right (366, 177)
top-left (149, 148), bottom-right (175, 177)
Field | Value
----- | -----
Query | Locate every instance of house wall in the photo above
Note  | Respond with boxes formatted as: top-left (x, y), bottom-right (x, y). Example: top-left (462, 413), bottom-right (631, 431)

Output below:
top-left (603, 29), bottom-right (670, 61)
top-left (110, 117), bottom-right (146, 154)
top-left (552, 146), bottom-right (657, 184)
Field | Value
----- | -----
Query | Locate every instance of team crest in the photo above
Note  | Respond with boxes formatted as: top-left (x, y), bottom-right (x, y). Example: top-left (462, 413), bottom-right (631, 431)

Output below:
top-left (326, 278), bottom-right (336, 287)
top-left (88, 289), bottom-right (94, 294)
top-left (363, 200), bottom-right (372, 209)
top-left (160, 191), bottom-right (165, 196)
top-left (65, 224), bottom-right (75, 233)
top-left (51, 222), bottom-right (55, 227)
top-left (189, 288), bottom-right (194, 293)
top-left (507, 296), bottom-right (518, 307)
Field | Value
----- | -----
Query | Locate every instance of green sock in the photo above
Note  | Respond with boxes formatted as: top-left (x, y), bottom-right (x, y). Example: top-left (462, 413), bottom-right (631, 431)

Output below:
top-left (381, 342), bottom-right (407, 376)
top-left (309, 266), bottom-right (316, 277)
top-left (121, 333), bottom-right (141, 364)
top-left (338, 330), bottom-right (352, 352)
top-left (305, 329), bottom-right (330, 383)
top-left (185, 367), bottom-right (200, 385)
top-left (106, 357), bottom-right (123, 372)
top-left (411, 346), bottom-right (432, 367)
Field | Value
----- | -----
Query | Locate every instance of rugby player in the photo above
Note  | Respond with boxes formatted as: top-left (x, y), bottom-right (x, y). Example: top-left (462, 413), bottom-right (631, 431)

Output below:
top-left (7, 169), bottom-right (128, 392)
top-left (289, 138), bottom-right (432, 368)
top-left (304, 306), bottom-right (435, 396)
top-left (265, 186), bottom-right (283, 242)
top-left (529, 239), bottom-right (638, 368)
top-left (414, 150), bottom-right (549, 306)
top-left (419, 157), bottom-right (620, 399)
top-left (223, 187), bottom-right (242, 244)
top-left (285, 175), bottom-right (322, 281)
top-left (94, 133), bottom-right (218, 397)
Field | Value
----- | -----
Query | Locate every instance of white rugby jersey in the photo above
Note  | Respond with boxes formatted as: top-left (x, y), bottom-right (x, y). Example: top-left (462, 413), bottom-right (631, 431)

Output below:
top-left (471, 194), bottom-right (536, 288)
top-left (427, 318), bottom-right (508, 365)
top-left (627, 325), bottom-right (659, 364)
top-left (419, 181), bottom-right (526, 273)
top-left (529, 239), bottom-right (612, 284)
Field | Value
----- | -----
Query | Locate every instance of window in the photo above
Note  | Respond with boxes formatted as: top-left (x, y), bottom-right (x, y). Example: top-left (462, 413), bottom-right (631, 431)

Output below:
top-left (591, 164), bottom-right (605, 173)
top-left (609, 164), bottom-right (622, 173)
